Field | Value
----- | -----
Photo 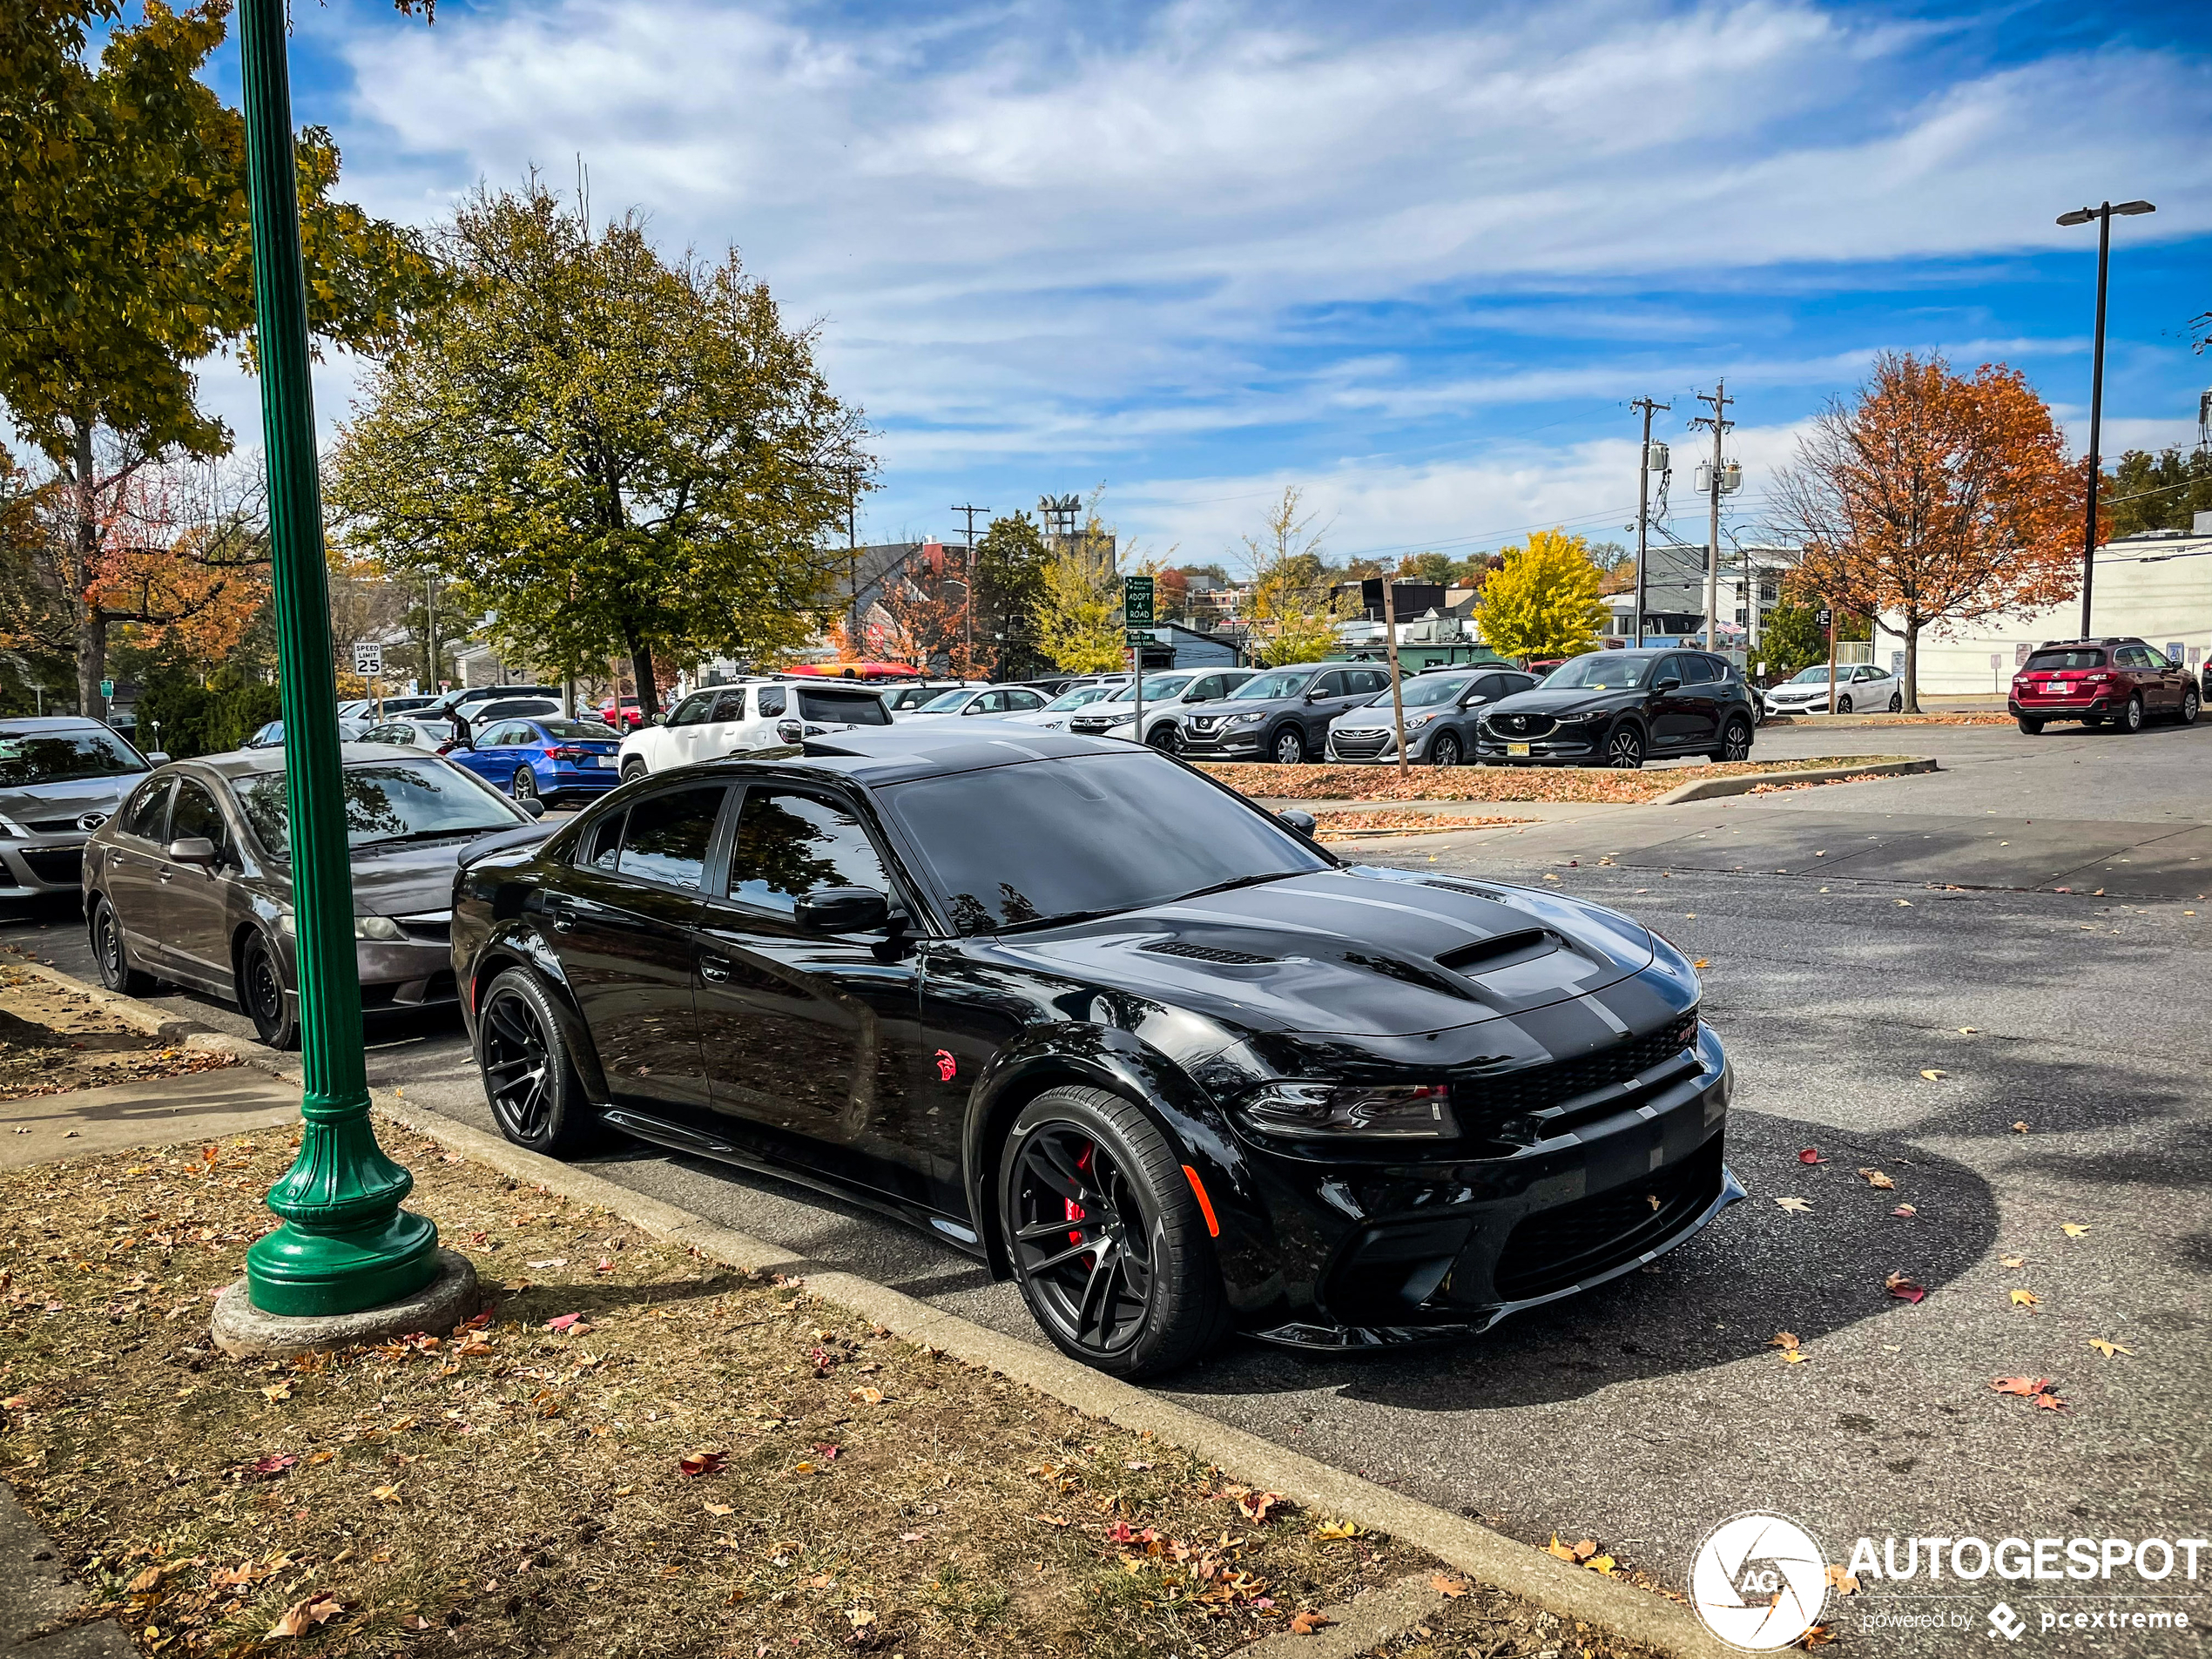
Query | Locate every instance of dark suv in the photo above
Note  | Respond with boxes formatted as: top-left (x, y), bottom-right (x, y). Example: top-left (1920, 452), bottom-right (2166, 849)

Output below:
top-left (1177, 663), bottom-right (1392, 765)
top-left (1474, 649), bottom-right (1758, 769)
top-left (2011, 637), bottom-right (2200, 734)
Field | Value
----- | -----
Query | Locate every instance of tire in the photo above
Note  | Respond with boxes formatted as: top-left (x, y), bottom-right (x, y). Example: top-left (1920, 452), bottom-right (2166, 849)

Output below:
top-left (1838, 694), bottom-right (1853, 714)
top-left (511, 765), bottom-right (539, 807)
top-left (998, 1085), bottom-right (1229, 1379)
top-left (2017, 716), bottom-right (2044, 735)
top-left (2116, 694), bottom-right (2144, 734)
top-left (237, 927), bottom-right (299, 1051)
top-left (1146, 723), bottom-right (1182, 754)
top-left (2179, 687), bottom-right (2201, 726)
top-left (1888, 692), bottom-right (1904, 713)
top-left (1713, 717), bottom-right (1754, 763)
top-left (1429, 731), bottom-right (1463, 768)
top-left (619, 756), bottom-right (648, 783)
top-left (1605, 725), bottom-right (1645, 770)
top-left (1270, 725), bottom-right (1306, 765)
top-left (89, 895), bottom-right (155, 996)
top-left (475, 968), bottom-right (599, 1157)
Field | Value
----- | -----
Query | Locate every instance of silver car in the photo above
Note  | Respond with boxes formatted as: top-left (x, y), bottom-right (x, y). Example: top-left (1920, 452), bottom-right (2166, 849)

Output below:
top-left (0, 717), bottom-right (165, 900)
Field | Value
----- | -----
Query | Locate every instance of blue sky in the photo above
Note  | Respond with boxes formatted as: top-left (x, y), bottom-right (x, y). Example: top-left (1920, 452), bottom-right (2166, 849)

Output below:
top-left (190, 0), bottom-right (2212, 569)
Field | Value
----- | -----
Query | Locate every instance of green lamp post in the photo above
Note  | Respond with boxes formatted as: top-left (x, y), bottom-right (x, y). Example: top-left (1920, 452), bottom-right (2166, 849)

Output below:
top-left (237, 0), bottom-right (439, 1317)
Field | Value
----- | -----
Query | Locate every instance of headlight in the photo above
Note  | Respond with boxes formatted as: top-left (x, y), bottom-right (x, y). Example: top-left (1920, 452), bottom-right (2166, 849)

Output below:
top-left (1231, 711), bottom-right (1267, 725)
top-left (1400, 711), bottom-right (1440, 728)
top-left (1240, 1081), bottom-right (1458, 1140)
top-left (354, 914), bottom-right (407, 942)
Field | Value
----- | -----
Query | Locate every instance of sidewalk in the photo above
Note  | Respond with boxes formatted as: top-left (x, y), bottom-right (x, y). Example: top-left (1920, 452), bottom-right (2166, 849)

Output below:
top-left (0, 1069), bottom-right (300, 1170)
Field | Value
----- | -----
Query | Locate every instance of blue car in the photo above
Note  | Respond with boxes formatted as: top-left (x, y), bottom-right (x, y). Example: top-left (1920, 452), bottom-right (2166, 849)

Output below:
top-left (451, 717), bottom-right (623, 808)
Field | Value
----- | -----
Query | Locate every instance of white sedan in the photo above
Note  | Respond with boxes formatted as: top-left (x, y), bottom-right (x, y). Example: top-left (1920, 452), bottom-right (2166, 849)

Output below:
top-left (1762, 664), bottom-right (1903, 716)
top-left (998, 683), bottom-right (1124, 730)
top-left (897, 684), bottom-right (1052, 722)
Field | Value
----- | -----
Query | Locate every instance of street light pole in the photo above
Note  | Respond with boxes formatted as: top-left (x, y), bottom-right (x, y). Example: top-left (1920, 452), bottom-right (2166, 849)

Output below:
top-left (2057, 199), bottom-right (2155, 639)
top-left (237, 0), bottom-right (439, 1317)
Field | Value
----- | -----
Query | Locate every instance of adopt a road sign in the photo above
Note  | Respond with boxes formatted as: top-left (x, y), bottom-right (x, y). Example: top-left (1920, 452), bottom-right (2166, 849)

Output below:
top-left (1123, 574), bottom-right (1155, 628)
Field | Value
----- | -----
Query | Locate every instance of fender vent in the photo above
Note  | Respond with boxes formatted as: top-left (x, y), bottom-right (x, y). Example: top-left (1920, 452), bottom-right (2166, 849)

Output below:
top-left (1140, 940), bottom-right (1276, 965)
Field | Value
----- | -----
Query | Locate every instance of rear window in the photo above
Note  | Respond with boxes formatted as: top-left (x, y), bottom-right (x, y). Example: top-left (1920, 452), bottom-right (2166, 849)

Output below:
top-left (2024, 649), bottom-right (2103, 672)
top-left (799, 689), bottom-right (891, 725)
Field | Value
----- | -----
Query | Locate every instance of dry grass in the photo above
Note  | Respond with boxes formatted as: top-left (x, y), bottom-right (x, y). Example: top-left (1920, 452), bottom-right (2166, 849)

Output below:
top-left (1310, 812), bottom-right (1534, 840)
top-left (0, 1131), bottom-right (1471, 1659)
top-left (1202, 756), bottom-right (1921, 805)
top-left (0, 964), bottom-right (235, 1101)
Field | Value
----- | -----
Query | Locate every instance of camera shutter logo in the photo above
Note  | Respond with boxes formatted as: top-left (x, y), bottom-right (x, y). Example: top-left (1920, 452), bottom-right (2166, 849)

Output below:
top-left (1689, 1513), bottom-right (1828, 1649)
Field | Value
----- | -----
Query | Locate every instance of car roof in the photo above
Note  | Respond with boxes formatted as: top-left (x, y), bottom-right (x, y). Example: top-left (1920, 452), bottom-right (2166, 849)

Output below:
top-left (178, 742), bottom-right (449, 781)
top-left (661, 724), bottom-right (1135, 789)
top-left (0, 716), bottom-right (118, 735)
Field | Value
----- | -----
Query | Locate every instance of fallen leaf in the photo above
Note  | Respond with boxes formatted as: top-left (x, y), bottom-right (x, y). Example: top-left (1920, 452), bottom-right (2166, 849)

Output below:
top-left (1892, 1204), bottom-right (1918, 1218)
top-left (1885, 1271), bottom-right (1925, 1303)
top-left (1236, 1490), bottom-right (1283, 1522)
top-left (2087, 1339), bottom-right (2134, 1358)
top-left (267, 1591), bottom-right (344, 1638)
top-left (1919, 1069), bottom-right (1946, 1082)
top-left (260, 1381), bottom-right (294, 1402)
top-left (1958, 1027), bottom-right (1978, 1035)
top-left (1289, 1610), bottom-right (1333, 1635)
top-left (128, 1566), bottom-right (161, 1593)
top-left (1858, 1168), bottom-right (1896, 1190)
top-left (2033, 1391), bottom-right (2068, 1412)
top-left (1770, 1332), bottom-right (1801, 1352)
top-left (371, 1484), bottom-right (401, 1505)
top-left (679, 1451), bottom-right (726, 1477)
top-left (1548, 1534), bottom-right (1578, 1561)
top-left (545, 1312), bottom-right (584, 1332)
top-left (2010, 1289), bottom-right (2039, 1308)
top-left (1432, 1573), bottom-right (1468, 1596)
top-left (1825, 1565), bottom-right (1860, 1596)
top-left (1774, 1197), bottom-right (1813, 1213)
top-left (1587, 1554), bottom-right (1617, 1575)
top-left (704, 1502), bottom-right (733, 1516)
top-left (1691, 959), bottom-right (1710, 969)
top-left (1780, 1347), bottom-right (1809, 1364)
top-left (1797, 1148), bottom-right (1826, 1165)
top-left (2011, 1121), bottom-right (2031, 1134)
top-left (1803, 1624), bottom-right (1837, 1648)
top-left (2060, 1223), bottom-right (2090, 1238)
top-left (1572, 1539), bottom-right (1599, 1561)
top-left (2000, 1254), bottom-right (2026, 1269)
top-left (849, 1386), bottom-right (885, 1405)
top-left (1316, 1519), bottom-right (1362, 1541)
top-left (1991, 1376), bottom-right (2052, 1398)
top-left (846, 1608), bottom-right (876, 1629)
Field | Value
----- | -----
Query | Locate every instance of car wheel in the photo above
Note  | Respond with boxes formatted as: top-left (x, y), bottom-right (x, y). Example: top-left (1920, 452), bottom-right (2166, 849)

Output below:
top-left (238, 927), bottom-right (299, 1051)
top-left (2117, 694), bottom-right (2144, 734)
top-left (2017, 716), bottom-right (2044, 735)
top-left (1888, 692), bottom-right (1904, 712)
top-left (619, 756), bottom-right (647, 783)
top-left (1838, 694), bottom-right (1853, 714)
top-left (511, 766), bottom-right (539, 806)
top-left (1147, 723), bottom-right (1182, 754)
top-left (476, 968), bottom-right (598, 1157)
top-left (1271, 726), bottom-right (1305, 765)
top-left (998, 1085), bottom-right (1229, 1379)
top-left (1430, 732), bottom-right (1463, 768)
top-left (2180, 686), bottom-right (2201, 726)
top-left (1605, 725), bottom-right (1645, 770)
top-left (1714, 717), bottom-right (1754, 763)
top-left (89, 896), bottom-right (155, 995)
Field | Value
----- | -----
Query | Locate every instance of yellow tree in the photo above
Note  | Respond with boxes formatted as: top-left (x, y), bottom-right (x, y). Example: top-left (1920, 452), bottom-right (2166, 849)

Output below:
top-left (1776, 353), bottom-right (2080, 711)
top-left (1474, 529), bottom-right (1607, 661)
top-left (1036, 547), bottom-right (1123, 672)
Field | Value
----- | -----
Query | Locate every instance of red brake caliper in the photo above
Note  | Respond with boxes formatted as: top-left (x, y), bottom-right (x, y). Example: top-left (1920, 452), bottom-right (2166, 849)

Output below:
top-left (1066, 1143), bottom-right (1094, 1252)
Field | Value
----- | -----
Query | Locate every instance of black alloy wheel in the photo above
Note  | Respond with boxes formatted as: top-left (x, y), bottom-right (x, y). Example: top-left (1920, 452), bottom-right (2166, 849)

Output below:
top-left (2018, 716), bottom-right (2044, 735)
top-left (1838, 694), bottom-right (1854, 714)
top-left (239, 928), bottom-right (299, 1050)
top-left (1429, 731), bottom-right (1463, 768)
top-left (1888, 692), bottom-right (1904, 712)
top-left (476, 968), bottom-right (597, 1156)
top-left (512, 765), bottom-right (540, 806)
top-left (1271, 726), bottom-right (1306, 765)
top-left (999, 1086), bottom-right (1228, 1378)
top-left (90, 896), bottom-right (155, 995)
top-left (1606, 725), bottom-right (1645, 770)
top-left (2180, 686), bottom-right (2201, 726)
top-left (1716, 717), bottom-right (1754, 763)
top-left (1147, 722), bottom-right (1182, 754)
top-left (2117, 694), bottom-right (2145, 734)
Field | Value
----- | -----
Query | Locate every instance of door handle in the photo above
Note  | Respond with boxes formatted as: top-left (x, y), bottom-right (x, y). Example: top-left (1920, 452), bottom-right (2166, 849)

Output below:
top-left (698, 957), bottom-right (732, 984)
top-left (548, 899), bottom-right (575, 934)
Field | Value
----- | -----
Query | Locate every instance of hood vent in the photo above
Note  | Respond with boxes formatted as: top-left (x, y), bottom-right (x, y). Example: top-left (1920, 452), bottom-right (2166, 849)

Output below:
top-left (1140, 940), bottom-right (1277, 966)
top-left (1436, 928), bottom-right (1557, 976)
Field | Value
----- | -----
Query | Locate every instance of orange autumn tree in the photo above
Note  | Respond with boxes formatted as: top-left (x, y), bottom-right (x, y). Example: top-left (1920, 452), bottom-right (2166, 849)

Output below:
top-left (1775, 353), bottom-right (2080, 711)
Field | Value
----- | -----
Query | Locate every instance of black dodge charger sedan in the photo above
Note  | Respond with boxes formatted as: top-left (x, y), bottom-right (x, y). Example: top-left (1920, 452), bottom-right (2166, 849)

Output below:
top-left (452, 726), bottom-right (1741, 1376)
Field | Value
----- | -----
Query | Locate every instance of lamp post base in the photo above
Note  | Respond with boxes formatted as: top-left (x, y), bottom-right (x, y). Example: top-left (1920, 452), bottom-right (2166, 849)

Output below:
top-left (212, 1247), bottom-right (480, 1359)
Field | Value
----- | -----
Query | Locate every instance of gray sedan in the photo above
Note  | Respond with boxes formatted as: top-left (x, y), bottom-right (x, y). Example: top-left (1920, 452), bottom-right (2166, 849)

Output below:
top-left (82, 745), bottom-right (544, 1048)
top-left (0, 717), bottom-right (164, 899)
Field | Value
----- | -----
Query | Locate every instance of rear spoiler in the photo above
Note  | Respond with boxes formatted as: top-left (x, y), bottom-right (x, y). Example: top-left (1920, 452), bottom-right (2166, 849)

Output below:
top-left (455, 820), bottom-right (556, 870)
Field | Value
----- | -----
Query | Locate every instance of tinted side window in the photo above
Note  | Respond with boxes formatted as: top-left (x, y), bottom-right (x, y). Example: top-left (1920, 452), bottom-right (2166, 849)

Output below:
top-left (581, 808), bottom-right (627, 873)
top-left (1312, 671), bottom-right (1345, 698)
top-left (725, 791), bottom-right (891, 914)
top-left (667, 693), bottom-right (715, 728)
top-left (757, 685), bottom-right (787, 717)
top-left (1005, 689), bottom-right (1045, 711)
top-left (616, 786), bottom-right (725, 891)
top-left (1683, 656), bottom-right (1718, 684)
top-left (710, 689), bottom-right (747, 723)
top-left (2114, 647), bottom-right (2145, 668)
top-left (1349, 669), bottom-right (1388, 696)
top-left (121, 779), bottom-right (173, 840)
top-left (169, 780), bottom-right (226, 848)
top-left (1187, 677), bottom-right (1221, 701)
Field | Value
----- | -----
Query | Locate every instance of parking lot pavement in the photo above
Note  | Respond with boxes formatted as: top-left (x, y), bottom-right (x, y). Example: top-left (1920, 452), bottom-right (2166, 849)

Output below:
top-left (5, 718), bottom-right (2207, 1648)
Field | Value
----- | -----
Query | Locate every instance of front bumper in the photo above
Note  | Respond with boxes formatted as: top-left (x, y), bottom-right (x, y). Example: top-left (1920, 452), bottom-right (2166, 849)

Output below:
top-left (1327, 726), bottom-right (1429, 762)
top-left (0, 836), bottom-right (91, 897)
top-left (1179, 725), bottom-right (1265, 758)
top-left (1235, 1023), bottom-right (1738, 1346)
top-left (1473, 724), bottom-right (1607, 764)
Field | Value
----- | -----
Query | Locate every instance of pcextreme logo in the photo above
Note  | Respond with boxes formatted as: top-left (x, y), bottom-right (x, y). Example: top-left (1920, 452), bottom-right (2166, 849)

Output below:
top-left (1690, 1513), bottom-right (1830, 1650)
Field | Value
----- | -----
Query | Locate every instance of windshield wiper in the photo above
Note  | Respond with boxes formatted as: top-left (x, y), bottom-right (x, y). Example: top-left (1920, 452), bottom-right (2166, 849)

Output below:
top-left (1168, 870), bottom-right (1302, 904)
top-left (988, 907), bottom-right (1130, 936)
top-left (356, 825), bottom-right (512, 851)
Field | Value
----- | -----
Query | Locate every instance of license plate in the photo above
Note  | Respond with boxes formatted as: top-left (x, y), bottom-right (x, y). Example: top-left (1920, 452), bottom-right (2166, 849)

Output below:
top-left (2043, 683), bottom-right (2063, 695)
top-left (585, 755), bottom-right (609, 767)
top-left (1507, 741), bottom-right (1531, 757)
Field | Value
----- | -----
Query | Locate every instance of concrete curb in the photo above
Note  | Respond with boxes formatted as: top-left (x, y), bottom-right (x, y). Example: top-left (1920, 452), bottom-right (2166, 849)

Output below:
top-left (13, 961), bottom-right (1740, 1659)
top-left (1654, 755), bottom-right (1938, 805)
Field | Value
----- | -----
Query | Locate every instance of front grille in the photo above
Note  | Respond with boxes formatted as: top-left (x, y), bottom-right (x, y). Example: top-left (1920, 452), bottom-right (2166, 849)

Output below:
top-left (1069, 717), bottom-right (1123, 734)
top-left (1332, 732), bottom-right (1390, 759)
top-left (28, 815), bottom-right (101, 833)
top-left (1488, 712), bottom-right (1556, 738)
top-left (1491, 1141), bottom-right (1724, 1300)
top-left (1453, 1014), bottom-right (1698, 1122)
top-left (22, 847), bottom-right (84, 887)
top-left (1186, 716), bottom-right (1223, 734)
top-left (1139, 940), bottom-right (1276, 965)
top-left (396, 913), bottom-right (453, 943)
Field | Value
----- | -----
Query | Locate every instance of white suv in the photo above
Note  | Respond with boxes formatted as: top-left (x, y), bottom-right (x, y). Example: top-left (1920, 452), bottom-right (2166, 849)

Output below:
top-left (617, 679), bottom-right (891, 779)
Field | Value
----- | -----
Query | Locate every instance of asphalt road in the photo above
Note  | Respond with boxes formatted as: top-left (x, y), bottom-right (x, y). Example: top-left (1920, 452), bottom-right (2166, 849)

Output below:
top-left (8, 715), bottom-right (2208, 1652)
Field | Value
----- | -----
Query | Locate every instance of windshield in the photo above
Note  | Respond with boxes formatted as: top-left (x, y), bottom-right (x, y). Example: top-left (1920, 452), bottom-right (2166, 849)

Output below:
top-left (915, 689), bottom-right (973, 713)
top-left (1231, 670), bottom-right (1315, 700)
top-left (798, 689), bottom-right (892, 725)
top-left (1786, 666), bottom-right (1838, 684)
top-left (1374, 675), bottom-right (1471, 709)
top-left (1136, 674), bottom-right (1195, 699)
top-left (239, 761), bottom-right (520, 856)
top-left (0, 730), bottom-right (148, 787)
top-left (882, 752), bottom-right (1331, 934)
top-left (1541, 654), bottom-right (1656, 691)
top-left (1044, 685), bottom-right (1115, 711)
top-left (542, 720), bottom-right (617, 739)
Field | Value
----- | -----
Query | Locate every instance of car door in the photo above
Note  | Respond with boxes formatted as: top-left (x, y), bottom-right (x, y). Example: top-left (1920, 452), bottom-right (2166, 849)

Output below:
top-left (2136, 646), bottom-right (2181, 711)
top-left (698, 687), bottom-right (749, 757)
top-left (658, 691), bottom-right (719, 769)
top-left (1296, 669), bottom-right (1347, 745)
top-left (1001, 688), bottom-right (1046, 718)
top-left (99, 776), bottom-right (175, 963)
top-left (1646, 654), bottom-right (1700, 749)
top-left (535, 786), bottom-right (725, 1132)
top-left (691, 786), bottom-right (935, 1200)
top-left (154, 776), bottom-right (237, 992)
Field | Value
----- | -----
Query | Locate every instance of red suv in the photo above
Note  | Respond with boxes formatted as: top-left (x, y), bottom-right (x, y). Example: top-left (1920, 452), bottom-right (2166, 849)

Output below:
top-left (2011, 637), bottom-right (2201, 734)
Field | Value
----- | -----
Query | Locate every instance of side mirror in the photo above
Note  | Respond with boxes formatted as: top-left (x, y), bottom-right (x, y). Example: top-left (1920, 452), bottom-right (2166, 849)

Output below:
top-left (1656, 677), bottom-right (1682, 694)
top-left (166, 836), bottom-right (219, 867)
top-left (796, 887), bottom-right (890, 933)
top-left (1277, 808), bottom-right (1318, 837)
top-left (145, 751), bottom-right (172, 765)
top-left (518, 798), bottom-right (545, 821)
top-left (1458, 693), bottom-right (1486, 708)
top-left (1303, 689), bottom-right (1323, 704)
top-left (775, 718), bottom-right (804, 745)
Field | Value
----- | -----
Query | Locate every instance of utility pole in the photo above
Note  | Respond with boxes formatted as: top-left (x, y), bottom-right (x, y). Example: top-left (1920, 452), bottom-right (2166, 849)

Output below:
top-left (1689, 381), bottom-right (1733, 652)
top-left (2056, 199), bottom-right (2155, 637)
top-left (1381, 568), bottom-right (1407, 775)
top-left (1630, 398), bottom-right (1670, 648)
top-left (950, 503), bottom-right (988, 676)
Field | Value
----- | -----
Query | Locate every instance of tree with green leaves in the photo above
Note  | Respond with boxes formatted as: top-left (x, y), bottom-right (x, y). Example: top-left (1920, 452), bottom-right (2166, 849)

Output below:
top-left (1473, 529), bottom-right (1608, 662)
top-left (2105, 447), bottom-right (2212, 539)
top-left (327, 179), bottom-right (870, 715)
top-left (0, 0), bottom-right (442, 716)
top-left (969, 512), bottom-right (1050, 678)
top-left (1749, 602), bottom-right (1825, 683)
top-left (1037, 548), bottom-right (1125, 672)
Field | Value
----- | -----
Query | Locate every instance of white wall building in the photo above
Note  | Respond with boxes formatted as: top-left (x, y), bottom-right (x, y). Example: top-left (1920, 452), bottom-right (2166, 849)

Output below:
top-left (1881, 529), bottom-right (2212, 695)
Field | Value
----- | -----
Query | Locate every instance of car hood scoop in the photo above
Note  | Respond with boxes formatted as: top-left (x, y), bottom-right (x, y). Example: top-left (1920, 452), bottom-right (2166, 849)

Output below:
top-left (994, 868), bottom-right (1655, 1036)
